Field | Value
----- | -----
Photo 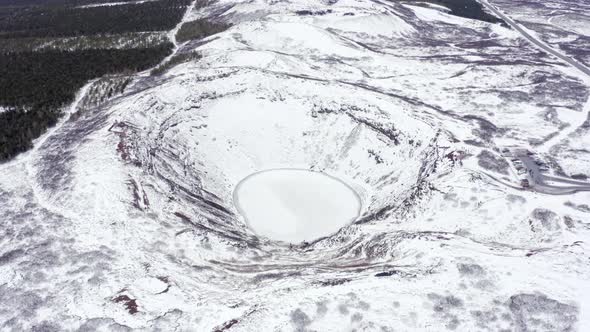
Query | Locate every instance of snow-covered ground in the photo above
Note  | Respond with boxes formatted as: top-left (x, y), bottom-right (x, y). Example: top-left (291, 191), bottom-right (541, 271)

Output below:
top-left (0, 0), bottom-right (589, 330)
top-left (488, 0), bottom-right (590, 67)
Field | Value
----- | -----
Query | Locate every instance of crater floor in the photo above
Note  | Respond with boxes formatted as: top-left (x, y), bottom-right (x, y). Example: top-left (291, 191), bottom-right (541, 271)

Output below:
top-left (234, 169), bottom-right (361, 243)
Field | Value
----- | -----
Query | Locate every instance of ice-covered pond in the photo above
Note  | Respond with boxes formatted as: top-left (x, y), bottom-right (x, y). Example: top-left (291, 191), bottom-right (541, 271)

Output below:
top-left (233, 169), bottom-right (361, 243)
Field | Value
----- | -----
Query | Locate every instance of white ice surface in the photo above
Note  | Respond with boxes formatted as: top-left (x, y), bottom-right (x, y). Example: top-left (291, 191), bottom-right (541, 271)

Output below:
top-left (234, 169), bottom-right (360, 243)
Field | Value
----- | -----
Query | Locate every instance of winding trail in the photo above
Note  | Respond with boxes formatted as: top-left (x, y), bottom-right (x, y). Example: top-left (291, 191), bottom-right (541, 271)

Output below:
top-left (169, 0), bottom-right (198, 48)
top-left (480, 0), bottom-right (590, 78)
top-left (537, 97), bottom-right (590, 154)
top-left (137, 0), bottom-right (198, 77)
top-left (22, 0), bottom-right (199, 218)
top-left (479, 0), bottom-right (590, 153)
top-left (518, 154), bottom-right (590, 195)
top-left (22, 79), bottom-right (97, 222)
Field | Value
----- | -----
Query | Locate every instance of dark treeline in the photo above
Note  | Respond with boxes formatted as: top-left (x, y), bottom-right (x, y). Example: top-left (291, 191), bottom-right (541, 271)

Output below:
top-left (0, 0), bottom-right (191, 39)
top-left (410, 0), bottom-right (503, 24)
top-left (151, 51), bottom-right (202, 75)
top-left (0, 44), bottom-right (172, 160)
top-left (176, 19), bottom-right (231, 44)
top-left (0, 44), bottom-right (172, 106)
top-left (0, 0), bottom-right (193, 161)
top-left (0, 0), bottom-right (137, 7)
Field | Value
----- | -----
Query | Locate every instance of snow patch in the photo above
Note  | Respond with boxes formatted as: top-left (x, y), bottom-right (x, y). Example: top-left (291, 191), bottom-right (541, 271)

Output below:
top-left (313, 13), bottom-right (415, 38)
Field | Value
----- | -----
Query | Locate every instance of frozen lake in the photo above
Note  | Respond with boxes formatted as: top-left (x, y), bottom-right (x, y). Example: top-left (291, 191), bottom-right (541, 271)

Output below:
top-left (234, 169), bottom-right (361, 243)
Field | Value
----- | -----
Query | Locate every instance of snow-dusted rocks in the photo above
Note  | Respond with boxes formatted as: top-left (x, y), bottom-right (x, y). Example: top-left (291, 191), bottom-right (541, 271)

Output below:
top-left (1, 0), bottom-right (590, 330)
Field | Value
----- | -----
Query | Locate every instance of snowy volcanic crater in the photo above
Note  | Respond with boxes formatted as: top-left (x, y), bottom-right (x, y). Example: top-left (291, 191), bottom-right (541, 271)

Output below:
top-left (1, 0), bottom-right (590, 331)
